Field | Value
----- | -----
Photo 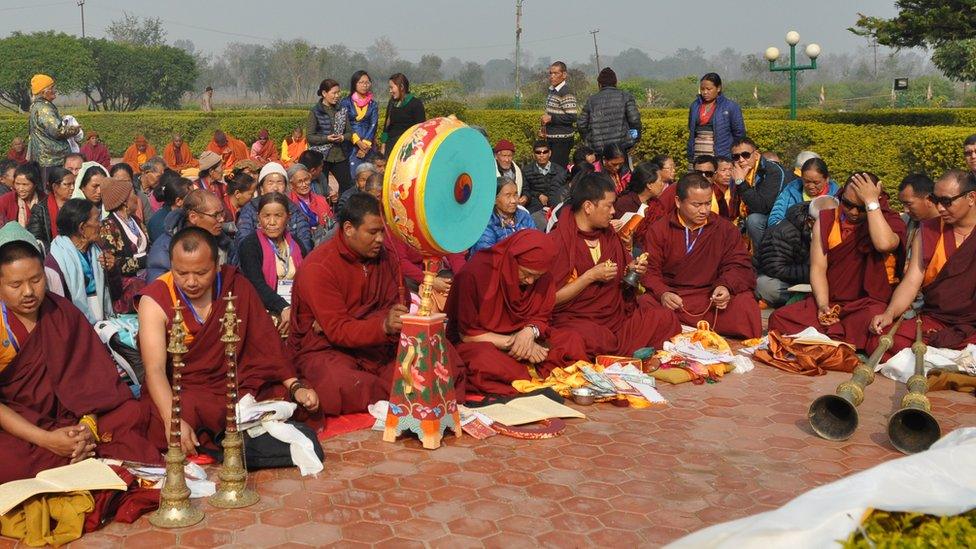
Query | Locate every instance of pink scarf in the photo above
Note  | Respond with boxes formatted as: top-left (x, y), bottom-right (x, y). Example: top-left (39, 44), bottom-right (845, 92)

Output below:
top-left (351, 92), bottom-right (374, 108)
top-left (256, 229), bottom-right (304, 291)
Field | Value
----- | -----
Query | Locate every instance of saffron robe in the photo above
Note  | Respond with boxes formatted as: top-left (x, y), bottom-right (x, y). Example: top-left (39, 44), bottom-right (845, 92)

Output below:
top-left (250, 139), bottom-right (280, 166)
top-left (549, 209), bottom-right (681, 356)
top-left (79, 141), bottom-right (111, 170)
top-left (446, 231), bottom-right (588, 396)
top-left (0, 294), bottom-right (160, 483)
top-left (162, 142), bottom-right (199, 171)
top-left (641, 212), bottom-right (761, 339)
top-left (281, 138), bottom-right (307, 168)
top-left (121, 143), bottom-right (156, 175)
top-left (869, 219), bottom-right (976, 356)
top-left (139, 265), bottom-right (295, 450)
top-left (769, 204), bottom-right (905, 350)
top-left (288, 233), bottom-right (466, 416)
top-left (206, 135), bottom-right (250, 175)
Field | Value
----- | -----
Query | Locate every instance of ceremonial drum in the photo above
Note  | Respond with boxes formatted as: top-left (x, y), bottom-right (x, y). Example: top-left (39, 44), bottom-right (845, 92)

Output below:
top-left (383, 116), bottom-right (496, 255)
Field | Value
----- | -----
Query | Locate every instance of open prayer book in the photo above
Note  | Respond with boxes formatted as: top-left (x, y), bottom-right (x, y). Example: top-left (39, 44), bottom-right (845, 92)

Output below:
top-left (615, 203), bottom-right (647, 234)
top-left (474, 395), bottom-right (585, 426)
top-left (0, 459), bottom-right (126, 515)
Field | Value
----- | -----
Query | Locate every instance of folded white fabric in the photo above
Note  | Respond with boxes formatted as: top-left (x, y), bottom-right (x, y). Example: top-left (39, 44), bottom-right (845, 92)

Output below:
top-left (876, 343), bottom-right (976, 383)
top-left (237, 394), bottom-right (323, 476)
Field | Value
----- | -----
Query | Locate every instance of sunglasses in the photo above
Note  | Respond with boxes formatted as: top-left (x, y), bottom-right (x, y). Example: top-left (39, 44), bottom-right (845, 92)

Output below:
top-left (840, 197), bottom-right (865, 212)
top-left (926, 190), bottom-right (972, 208)
top-left (731, 151), bottom-right (753, 161)
top-left (695, 169), bottom-right (715, 178)
top-left (534, 149), bottom-right (550, 155)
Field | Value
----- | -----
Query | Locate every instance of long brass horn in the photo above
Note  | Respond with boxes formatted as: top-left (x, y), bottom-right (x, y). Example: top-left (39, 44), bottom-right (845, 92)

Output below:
top-left (808, 314), bottom-right (905, 441)
top-left (887, 314), bottom-right (941, 454)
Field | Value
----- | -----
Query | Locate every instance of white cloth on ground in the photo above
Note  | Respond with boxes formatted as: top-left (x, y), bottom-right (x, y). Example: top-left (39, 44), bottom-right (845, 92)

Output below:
top-left (236, 394), bottom-right (323, 476)
top-left (877, 343), bottom-right (976, 383)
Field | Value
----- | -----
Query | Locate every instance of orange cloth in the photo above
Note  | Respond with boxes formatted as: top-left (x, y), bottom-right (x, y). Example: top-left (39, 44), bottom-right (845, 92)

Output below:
top-left (206, 135), bottom-right (249, 176)
top-left (923, 222), bottom-right (950, 287)
top-left (163, 142), bottom-right (199, 171)
top-left (250, 139), bottom-right (280, 166)
top-left (121, 142), bottom-right (156, 174)
top-left (281, 138), bottom-right (307, 168)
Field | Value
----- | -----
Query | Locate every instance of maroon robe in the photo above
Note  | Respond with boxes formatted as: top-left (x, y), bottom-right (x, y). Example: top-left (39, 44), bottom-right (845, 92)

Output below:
top-left (6, 147), bottom-right (27, 165)
top-left (0, 294), bottom-right (159, 483)
top-left (769, 201), bottom-right (905, 350)
top-left (869, 218), bottom-right (976, 357)
top-left (288, 232), bottom-right (465, 416)
top-left (641, 212), bottom-right (761, 339)
top-left (80, 141), bottom-right (112, 170)
top-left (613, 191), bottom-right (644, 219)
top-left (139, 265), bottom-right (295, 450)
top-left (549, 208), bottom-right (680, 356)
top-left (446, 230), bottom-right (588, 395)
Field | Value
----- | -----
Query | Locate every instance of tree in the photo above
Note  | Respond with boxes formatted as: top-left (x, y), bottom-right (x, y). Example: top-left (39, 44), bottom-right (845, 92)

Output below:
top-left (106, 13), bottom-right (167, 46)
top-left (0, 32), bottom-right (95, 112)
top-left (413, 54), bottom-right (443, 83)
top-left (366, 37), bottom-right (399, 78)
top-left (267, 39), bottom-right (318, 104)
top-left (84, 39), bottom-right (197, 110)
top-left (614, 48), bottom-right (654, 80)
top-left (457, 62), bottom-right (484, 93)
top-left (852, 1), bottom-right (976, 81)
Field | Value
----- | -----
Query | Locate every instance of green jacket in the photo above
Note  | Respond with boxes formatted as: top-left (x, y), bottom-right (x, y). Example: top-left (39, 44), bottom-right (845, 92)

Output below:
top-left (28, 96), bottom-right (77, 167)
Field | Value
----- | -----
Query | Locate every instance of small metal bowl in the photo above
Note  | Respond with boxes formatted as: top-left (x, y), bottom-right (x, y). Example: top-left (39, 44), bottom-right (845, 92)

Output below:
top-left (571, 387), bottom-right (596, 406)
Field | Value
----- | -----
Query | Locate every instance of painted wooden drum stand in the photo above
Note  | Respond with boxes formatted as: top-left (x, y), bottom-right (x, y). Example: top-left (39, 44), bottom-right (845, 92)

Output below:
top-left (381, 116), bottom-right (495, 449)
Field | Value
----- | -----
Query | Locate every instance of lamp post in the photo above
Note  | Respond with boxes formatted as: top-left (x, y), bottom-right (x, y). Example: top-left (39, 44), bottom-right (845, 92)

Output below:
top-left (765, 31), bottom-right (821, 120)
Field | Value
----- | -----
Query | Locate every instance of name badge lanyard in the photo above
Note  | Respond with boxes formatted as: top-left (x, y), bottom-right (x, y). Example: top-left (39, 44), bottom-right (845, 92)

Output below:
top-left (685, 226), bottom-right (704, 255)
top-left (176, 271), bottom-right (223, 326)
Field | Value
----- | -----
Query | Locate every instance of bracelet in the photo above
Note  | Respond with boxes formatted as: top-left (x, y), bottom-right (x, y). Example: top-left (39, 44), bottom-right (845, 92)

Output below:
top-left (80, 414), bottom-right (101, 443)
top-left (288, 380), bottom-right (307, 401)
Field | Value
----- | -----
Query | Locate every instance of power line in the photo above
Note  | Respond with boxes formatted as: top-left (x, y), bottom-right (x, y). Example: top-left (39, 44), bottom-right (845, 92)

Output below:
top-left (0, 1), bottom-right (73, 12)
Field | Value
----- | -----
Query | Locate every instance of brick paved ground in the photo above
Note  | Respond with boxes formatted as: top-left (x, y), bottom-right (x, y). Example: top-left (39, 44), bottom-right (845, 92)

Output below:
top-left (3, 364), bottom-right (973, 548)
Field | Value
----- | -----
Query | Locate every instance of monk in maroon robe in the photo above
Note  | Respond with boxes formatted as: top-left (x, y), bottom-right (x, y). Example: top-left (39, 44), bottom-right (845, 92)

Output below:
top-left (446, 230), bottom-right (588, 395)
top-left (641, 173), bottom-right (762, 339)
top-left (0, 236), bottom-right (159, 483)
top-left (770, 173), bottom-right (905, 350)
top-left (550, 172), bottom-right (680, 356)
top-left (288, 193), bottom-right (465, 416)
top-left (6, 137), bottom-right (27, 165)
top-left (139, 227), bottom-right (318, 454)
top-left (870, 169), bottom-right (976, 356)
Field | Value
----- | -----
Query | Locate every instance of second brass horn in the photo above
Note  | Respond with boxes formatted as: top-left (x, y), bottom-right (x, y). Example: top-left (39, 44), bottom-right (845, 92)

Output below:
top-left (808, 314), bottom-right (905, 441)
top-left (887, 315), bottom-right (941, 454)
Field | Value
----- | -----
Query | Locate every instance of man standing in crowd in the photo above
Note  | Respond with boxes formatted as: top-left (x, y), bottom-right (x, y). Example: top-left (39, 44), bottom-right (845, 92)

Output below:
top-left (27, 74), bottom-right (81, 178)
top-left (578, 67), bottom-right (641, 157)
top-left (542, 61), bottom-right (577, 169)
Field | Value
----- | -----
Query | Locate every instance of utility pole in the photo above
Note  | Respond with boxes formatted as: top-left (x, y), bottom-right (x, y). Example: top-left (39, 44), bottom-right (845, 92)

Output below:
top-left (590, 29), bottom-right (601, 73)
top-left (869, 38), bottom-right (879, 78)
top-left (78, 0), bottom-right (86, 38)
top-left (514, 0), bottom-right (523, 109)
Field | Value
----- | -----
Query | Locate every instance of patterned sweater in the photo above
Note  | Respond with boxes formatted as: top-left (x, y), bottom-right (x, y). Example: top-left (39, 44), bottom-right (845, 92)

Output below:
top-left (544, 82), bottom-right (578, 140)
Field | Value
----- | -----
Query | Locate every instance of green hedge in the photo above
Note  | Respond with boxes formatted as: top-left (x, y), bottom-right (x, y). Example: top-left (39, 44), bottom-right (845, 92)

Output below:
top-left (1, 109), bottom-right (971, 195)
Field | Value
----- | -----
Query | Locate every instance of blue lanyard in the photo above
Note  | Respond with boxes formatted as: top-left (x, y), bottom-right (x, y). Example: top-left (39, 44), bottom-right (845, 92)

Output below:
top-left (685, 226), bottom-right (704, 255)
top-left (175, 271), bottom-right (222, 325)
top-left (1, 303), bottom-right (21, 352)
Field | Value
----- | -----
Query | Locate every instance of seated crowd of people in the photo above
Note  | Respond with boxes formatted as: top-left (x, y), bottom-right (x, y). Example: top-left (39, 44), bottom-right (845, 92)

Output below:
top-left (2, 72), bottom-right (976, 492)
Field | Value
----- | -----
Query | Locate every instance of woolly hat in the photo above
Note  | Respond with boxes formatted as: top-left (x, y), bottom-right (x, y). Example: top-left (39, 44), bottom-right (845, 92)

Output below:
top-left (198, 150), bottom-right (222, 172)
top-left (258, 162), bottom-right (288, 185)
top-left (0, 221), bottom-right (40, 252)
top-left (493, 139), bottom-right (515, 154)
top-left (101, 177), bottom-right (134, 212)
top-left (30, 74), bottom-right (54, 95)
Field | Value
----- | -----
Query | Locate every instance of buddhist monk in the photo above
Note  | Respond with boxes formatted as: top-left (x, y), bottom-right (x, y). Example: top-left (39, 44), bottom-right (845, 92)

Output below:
top-left (249, 129), bottom-right (280, 166)
top-left (870, 169), bottom-right (976, 355)
top-left (206, 130), bottom-right (250, 176)
top-left (550, 172), bottom-right (681, 356)
top-left (447, 230), bottom-right (588, 395)
top-left (641, 173), bottom-right (762, 339)
top-left (163, 133), bottom-right (199, 172)
top-left (79, 132), bottom-right (111, 170)
top-left (139, 226), bottom-right (320, 455)
top-left (281, 127), bottom-right (307, 168)
top-left (288, 193), bottom-right (465, 415)
top-left (121, 135), bottom-right (155, 175)
top-left (769, 173), bottom-right (905, 350)
top-left (898, 174), bottom-right (940, 254)
top-left (6, 137), bottom-right (27, 165)
top-left (0, 225), bottom-right (159, 483)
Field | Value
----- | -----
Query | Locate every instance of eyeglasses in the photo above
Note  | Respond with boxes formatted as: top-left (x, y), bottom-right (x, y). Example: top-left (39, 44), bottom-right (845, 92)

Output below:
top-left (193, 209), bottom-right (225, 221)
top-left (926, 190), bottom-right (972, 208)
top-left (839, 196), bottom-right (865, 213)
top-left (533, 149), bottom-right (550, 155)
top-left (695, 169), bottom-right (715, 178)
top-left (731, 151), bottom-right (753, 161)
top-left (964, 149), bottom-right (976, 158)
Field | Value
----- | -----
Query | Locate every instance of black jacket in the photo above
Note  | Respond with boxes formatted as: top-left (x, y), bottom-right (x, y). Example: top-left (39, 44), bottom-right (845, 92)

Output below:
top-left (755, 202), bottom-right (811, 284)
top-left (737, 157), bottom-right (788, 216)
top-left (520, 161), bottom-right (567, 213)
top-left (27, 200), bottom-right (54, 251)
top-left (382, 95), bottom-right (426, 150)
top-left (237, 231), bottom-right (309, 314)
top-left (578, 86), bottom-right (641, 151)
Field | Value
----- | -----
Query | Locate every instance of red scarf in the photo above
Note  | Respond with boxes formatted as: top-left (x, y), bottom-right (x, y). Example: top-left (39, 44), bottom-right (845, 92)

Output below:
top-left (480, 230), bottom-right (556, 332)
top-left (698, 100), bottom-right (717, 125)
top-left (47, 194), bottom-right (60, 238)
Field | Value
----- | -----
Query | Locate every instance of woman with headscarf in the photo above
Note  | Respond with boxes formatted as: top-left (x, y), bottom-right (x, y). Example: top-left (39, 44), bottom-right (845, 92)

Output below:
top-left (446, 230), bottom-right (588, 395)
top-left (340, 71), bottom-right (379, 178)
top-left (70, 160), bottom-right (108, 209)
top-left (233, 162), bottom-right (314, 260)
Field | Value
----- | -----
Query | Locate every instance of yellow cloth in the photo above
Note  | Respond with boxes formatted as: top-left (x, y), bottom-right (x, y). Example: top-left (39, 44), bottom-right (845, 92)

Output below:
top-left (826, 212), bottom-right (843, 250)
top-left (158, 272), bottom-right (195, 346)
top-left (0, 306), bottom-right (20, 374)
top-left (512, 361), bottom-right (653, 407)
top-left (0, 491), bottom-right (94, 547)
top-left (923, 220), bottom-right (949, 287)
top-left (30, 74), bottom-right (54, 95)
top-left (587, 241), bottom-right (602, 264)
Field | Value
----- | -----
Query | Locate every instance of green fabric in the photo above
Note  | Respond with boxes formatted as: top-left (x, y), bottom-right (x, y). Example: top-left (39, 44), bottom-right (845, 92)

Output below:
top-left (0, 221), bottom-right (41, 251)
top-left (27, 97), bottom-right (74, 168)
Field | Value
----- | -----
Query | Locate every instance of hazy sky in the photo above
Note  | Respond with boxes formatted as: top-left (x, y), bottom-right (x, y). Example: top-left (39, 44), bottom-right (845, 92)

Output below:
top-left (4, 0), bottom-right (902, 62)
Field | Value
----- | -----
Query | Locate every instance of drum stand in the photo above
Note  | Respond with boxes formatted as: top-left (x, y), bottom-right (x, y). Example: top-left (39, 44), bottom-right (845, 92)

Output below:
top-left (383, 259), bottom-right (462, 449)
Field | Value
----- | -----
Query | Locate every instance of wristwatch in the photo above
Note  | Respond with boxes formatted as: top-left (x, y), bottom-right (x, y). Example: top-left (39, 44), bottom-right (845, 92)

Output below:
top-left (734, 178), bottom-right (745, 186)
top-left (865, 201), bottom-right (881, 212)
top-left (527, 324), bottom-right (540, 339)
